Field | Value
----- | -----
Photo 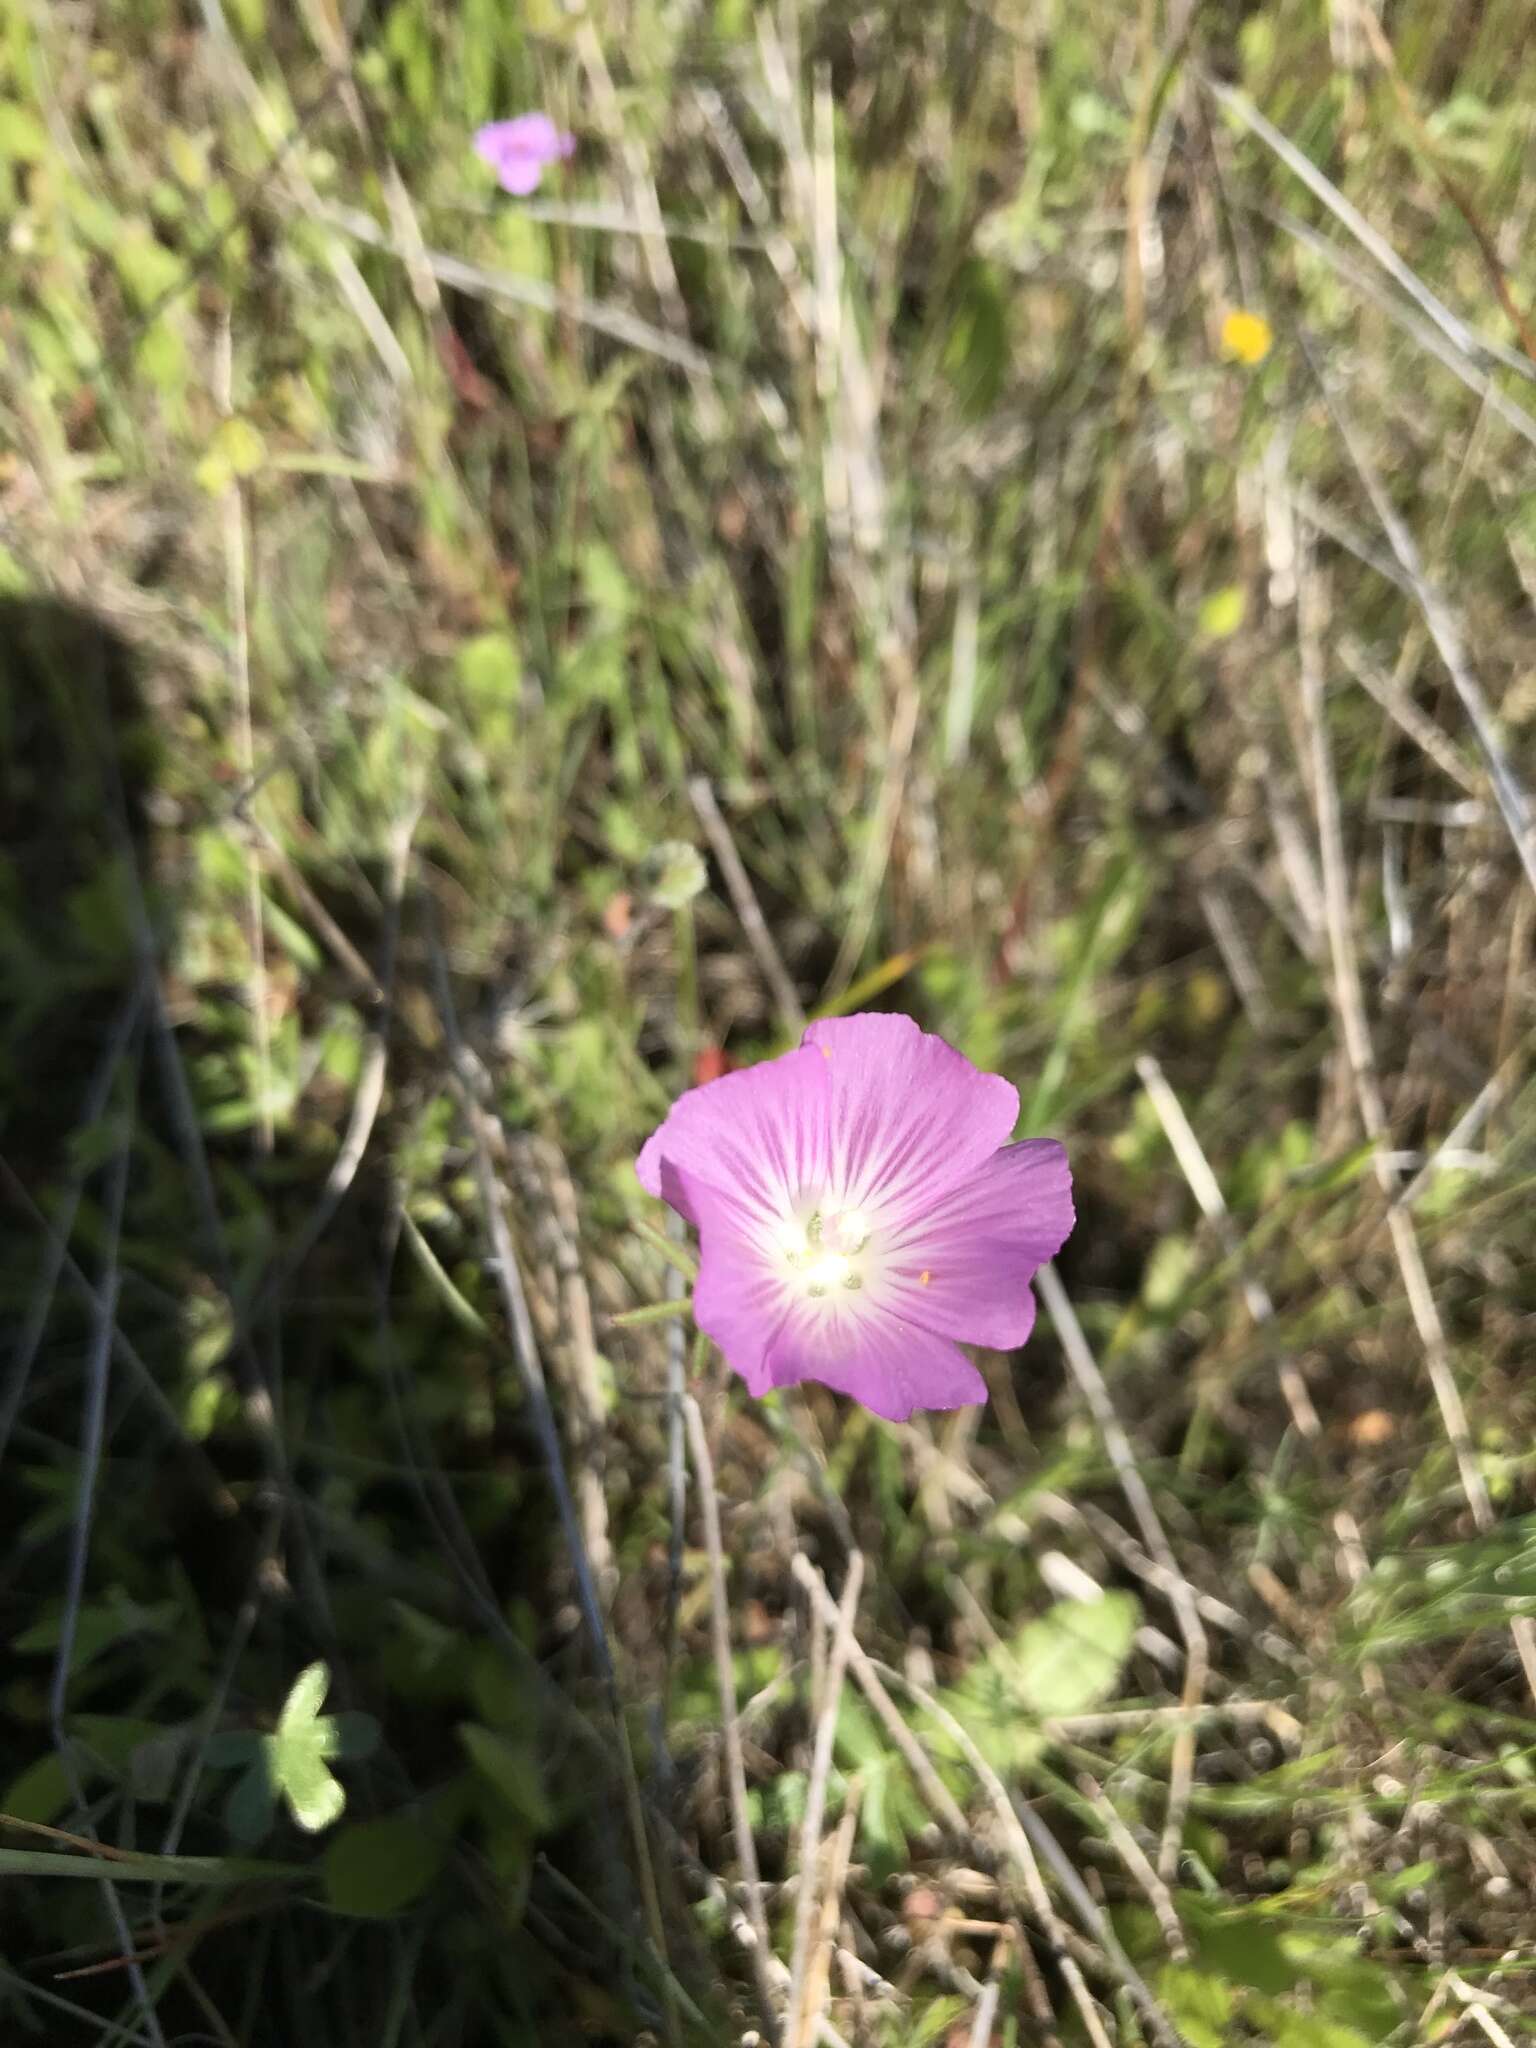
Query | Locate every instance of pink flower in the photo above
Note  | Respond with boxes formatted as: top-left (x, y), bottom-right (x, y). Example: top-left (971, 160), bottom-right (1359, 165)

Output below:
top-left (637, 1012), bottom-right (1074, 1421)
top-left (473, 113), bottom-right (576, 196)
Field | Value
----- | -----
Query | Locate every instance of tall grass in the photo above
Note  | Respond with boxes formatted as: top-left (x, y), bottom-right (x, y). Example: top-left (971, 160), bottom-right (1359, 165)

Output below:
top-left (4, 0), bottom-right (1536, 2041)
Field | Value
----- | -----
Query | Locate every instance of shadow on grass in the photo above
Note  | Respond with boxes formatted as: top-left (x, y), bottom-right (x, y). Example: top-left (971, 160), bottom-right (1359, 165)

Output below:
top-left (0, 600), bottom-right (720, 2047)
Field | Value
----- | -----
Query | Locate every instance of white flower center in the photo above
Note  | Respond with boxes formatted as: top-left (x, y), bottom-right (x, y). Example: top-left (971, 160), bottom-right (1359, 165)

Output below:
top-left (775, 1203), bottom-right (876, 1302)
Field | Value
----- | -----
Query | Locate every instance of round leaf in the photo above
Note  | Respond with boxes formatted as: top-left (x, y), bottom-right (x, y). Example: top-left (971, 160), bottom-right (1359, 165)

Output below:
top-left (323, 1816), bottom-right (445, 1917)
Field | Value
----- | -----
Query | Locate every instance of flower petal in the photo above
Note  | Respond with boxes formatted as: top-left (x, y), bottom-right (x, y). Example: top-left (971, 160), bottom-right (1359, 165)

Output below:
top-left (882, 1140), bottom-right (1073, 1348)
top-left (689, 1202), bottom-right (798, 1383)
top-left (801, 1013), bottom-right (1019, 1221)
top-left (636, 1045), bottom-right (834, 1228)
top-left (760, 1299), bottom-right (987, 1421)
top-left (477, 113), bottom-right (562, 159)
top-left (494, 153), bottom-right (545, 195)
top-left (474, 114), bottom-right (575, 193)
top-left (689, 1187), bottom-right (985, 1419)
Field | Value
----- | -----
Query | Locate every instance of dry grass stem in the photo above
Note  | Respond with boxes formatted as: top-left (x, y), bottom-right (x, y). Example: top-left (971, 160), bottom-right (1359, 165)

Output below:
top-left (686, 1395), bottom-right (782, 2043)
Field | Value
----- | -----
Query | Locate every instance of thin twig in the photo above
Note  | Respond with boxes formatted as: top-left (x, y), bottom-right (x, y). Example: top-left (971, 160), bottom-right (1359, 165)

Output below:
top-left (1011, 1795), bottom-right (1186, 2048)
top-left (811, 63), bottom-right (842, 411)
top-left (1045, 1697), bottom-right (1300, 1743)
top-left (196, 0), bottom-right (412, 387)
top-left (1035, 1263), bottom-right (1210, 1880)
top-left (1397, 1062), bottom-right (1513, 1212)
top-left (1336, 640), bottom-right (1482, 799)
top-left (684, 1395), bottom-right (782, 2044)
top-left (1353, 5), bottom-right (1536, 367)
top-left (1135, 1054), bottom-right (1320, 1439)
top-left (0, 982), bottom-right (145, 1466)
top-left (786, 1555), bottom-right (864, 2045)
top-left (688, 775), bottom-right (806, 1037)
top-left (426, 923), bottom-right (685, 2000)
top-left (505, 1131), bottom-right (615, 1592)
top-left (1302, 336), bottom-right (1536, 903)
top-left (662, 1248), bottom-right (693, 1721)
top-left (1202, 75), bottom-right (1535, 384)
top-left (1197, 882), bottom-right (1273, 1031)
top-left (1039, 1494), bottom-right (1247, 1637)
top-left (867, 1661), bottom-right (1116, 2048)
top-left (447, 193), bottom-right (772, 250)
top-left (1078, 1773), bottom-right (1188, 1960)
top-left (824, 658), bottom-right (921, 997)
top-left (572, 15), bottom-right (721, 430)
top-left (213, 308), bottom-right (272, 1156)
top-left (50, 1062), bottom-right (168, 2048)
top-left (428, 932), bottom-right (611, 1683)
top-left (1293, 551), bottom-right (1536, 1706)
top-left (693, 83), bottom-right (813, 332)
top-left (1258, 204), bottom-right (1536, 451)
top-left (263, 806), bottom-right (416, 1297)
top-left (244, 815), bottom-right (384, 1001)
top-left (800, 1788), bottom-right (862, 2048)
top-left (967, 1967), bottom-right (1003, 2048)
top-left (795, 1557), bottom-right (969, 1838)
top-left (0, 1155), bottom-right (235, 1515)
top-left (313, 197), bottom-right (716, 379)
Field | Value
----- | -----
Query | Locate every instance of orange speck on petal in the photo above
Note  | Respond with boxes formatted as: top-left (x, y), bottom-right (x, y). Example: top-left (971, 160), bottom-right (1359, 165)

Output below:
top-left (820, 1044), bottom-right (832, 1059)
top-left (919, 1269), bottom-right (931, 1287)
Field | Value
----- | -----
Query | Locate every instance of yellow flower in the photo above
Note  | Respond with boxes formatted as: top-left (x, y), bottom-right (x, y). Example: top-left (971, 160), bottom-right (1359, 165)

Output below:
top-left (1220, 307), bottom-right (1272, 366)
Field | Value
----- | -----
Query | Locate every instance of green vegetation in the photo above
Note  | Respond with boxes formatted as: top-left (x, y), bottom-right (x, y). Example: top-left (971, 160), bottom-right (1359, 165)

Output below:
top-left (4, 0), bottom-right (1536, 2041)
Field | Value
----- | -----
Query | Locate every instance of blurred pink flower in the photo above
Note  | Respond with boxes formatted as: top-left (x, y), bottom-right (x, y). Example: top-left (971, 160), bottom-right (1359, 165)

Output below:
top-left (637, 1012), bottom-right (1073, 1421)
top-left (474, 113), bottom-right (576, 196)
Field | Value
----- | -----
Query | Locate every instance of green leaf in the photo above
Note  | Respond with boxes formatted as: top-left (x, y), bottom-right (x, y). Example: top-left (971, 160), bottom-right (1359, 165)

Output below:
top-left (195, 416), bottom-right (267, 495)
top-left (644, 840), bottom-right (708, 910)
top-left (1252, 1998), bottom-right (1375, 2048)
top-left (3, 1753), bottom-right (74, 1826)
top-left (1142, 1233), bottom-right (1195, 1313)
top-left (323, 1815), bottom-right (446, 1917)
top-left (1158, 1963), bottom-right (1234, 2048)
top-left (943, 259), bottom-right (1010, 418)
top-left (205, 1730), bottom-right (263, 1769)
top-left (458, 631), bottom-right (522, 702)
top-left (185, 1293), bottom-right (236, 1376)
top-left (581, 541), bottom-right (633, 622)
top-left (314, 1711), bottom-right (380, 1762)
top-left (0, 1847), bottom-right (305, 1884)
top-left (0, 103), bottom-right (49, 163)
top-left (15, 1596), bottom-right (178, 1669)
top-left (458, 1724), bottom-right (553, 1830)
top-left (1011, 1593), bottom-right (1140, 1718)
top-left (1183, 1899), bottom-right (1300, 1995)
top-left (260, 895), bottom-right (323, 974)
top-left (127, 1728), bottom-right (186, 1803)
top-left (225, 1757), bottom-right (277, 1844)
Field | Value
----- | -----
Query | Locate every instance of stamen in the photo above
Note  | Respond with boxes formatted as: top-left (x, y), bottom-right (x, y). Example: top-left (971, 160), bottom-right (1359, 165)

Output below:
top-left (832, 1208), bottom-right (870, 1252)
top-left (774, 1199), bottom-right (878, 1303)
top-left (775, 1219), bottom-right (807, 1267)
top-left (805, 1252), bottom-right (851, 1292)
